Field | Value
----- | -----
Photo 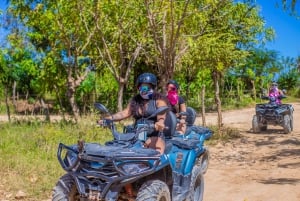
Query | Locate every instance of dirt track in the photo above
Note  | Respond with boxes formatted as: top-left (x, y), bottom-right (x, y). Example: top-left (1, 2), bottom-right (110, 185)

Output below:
top-left (201, 102), bottom-right (300, 201)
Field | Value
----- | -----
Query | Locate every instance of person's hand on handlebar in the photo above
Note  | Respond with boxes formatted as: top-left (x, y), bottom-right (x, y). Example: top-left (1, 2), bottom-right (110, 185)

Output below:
top-left (97, 119), bottom-right (113, 127)
top-left (154, 120), bottom-right (165, 132)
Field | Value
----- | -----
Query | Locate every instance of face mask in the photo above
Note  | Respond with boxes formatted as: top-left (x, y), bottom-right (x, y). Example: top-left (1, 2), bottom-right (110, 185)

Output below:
top-left (167, 90), bottom-right (178, 105)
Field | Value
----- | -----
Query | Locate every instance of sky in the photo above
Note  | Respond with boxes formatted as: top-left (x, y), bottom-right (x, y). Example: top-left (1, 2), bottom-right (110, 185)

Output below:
top-left (256, 0), bottom-right (300, 58)
top-left (1, 1), bottom-right (300, 58)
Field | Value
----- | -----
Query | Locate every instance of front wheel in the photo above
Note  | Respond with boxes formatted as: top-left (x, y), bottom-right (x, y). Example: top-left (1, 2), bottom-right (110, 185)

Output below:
top-left (136, 180), bottom-right (171, 201)
top-left (52, 174), bottom-right (80, 201)
top-left (252, 115), bottom-right (261, 133)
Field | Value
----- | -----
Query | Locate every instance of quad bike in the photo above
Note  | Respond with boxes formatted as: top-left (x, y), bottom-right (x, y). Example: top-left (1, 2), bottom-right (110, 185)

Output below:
top-left (252, 96), bottom-right (294, 134)
top-left (52, 103), bottom-right (213, 201)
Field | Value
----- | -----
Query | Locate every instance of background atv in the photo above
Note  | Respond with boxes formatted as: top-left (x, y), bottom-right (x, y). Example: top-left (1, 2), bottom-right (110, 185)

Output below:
top-left (252, 96), bottom-right (294, 134)
top-left (52, 104), bottom-right (212, 201)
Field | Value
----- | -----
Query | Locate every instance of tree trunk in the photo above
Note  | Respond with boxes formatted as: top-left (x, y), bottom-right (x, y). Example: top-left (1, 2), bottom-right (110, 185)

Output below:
top-left (4, 85), bottom-right (11, 123)
top-left (212, 71), bottom-right (223, 131)
top-left (201, 85), bottom-right (206, 126)
top-left (117, 83), bottom-right (125, 111)
top-left (12, 81), bottom-right (16, 111)
top-left (66, 82), bottom-right (80, 122)
top-left (251, 79), bottom-right (256, 101)
top-left (40, 98), bottom-right (50, 122)
top-left (54, 85), bottom-right (66, 121)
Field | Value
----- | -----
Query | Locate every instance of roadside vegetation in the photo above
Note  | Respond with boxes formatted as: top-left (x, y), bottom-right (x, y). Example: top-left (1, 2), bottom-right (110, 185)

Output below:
top-left (0, 0), bottom-right (299, 129)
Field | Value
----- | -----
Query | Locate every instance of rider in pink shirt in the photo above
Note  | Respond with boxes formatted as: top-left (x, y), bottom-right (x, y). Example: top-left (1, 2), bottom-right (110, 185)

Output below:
top-left (268, 82), bottom-right (284, 104)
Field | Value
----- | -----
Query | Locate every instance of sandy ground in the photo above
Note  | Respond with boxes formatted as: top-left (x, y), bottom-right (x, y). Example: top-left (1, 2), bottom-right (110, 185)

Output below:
top-left (201, 102), bottom-right (300, 201)
top-left (0, 102), bottom-right (299, 201)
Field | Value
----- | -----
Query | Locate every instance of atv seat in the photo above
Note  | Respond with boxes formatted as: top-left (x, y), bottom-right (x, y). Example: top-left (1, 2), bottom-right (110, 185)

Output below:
top-left (186, 107), bottom-right (196, 126)
top-left (185, 107), bottom-right (197, 135)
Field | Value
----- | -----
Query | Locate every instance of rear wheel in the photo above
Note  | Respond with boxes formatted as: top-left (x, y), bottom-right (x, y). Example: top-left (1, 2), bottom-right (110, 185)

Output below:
top-left (136, 180), bottom-right (171, 201)
top-left (283, 114), bottom-right (291, 134)
top-left (197, 150), bottom-right (209, 174)
top-left (260, 124), bottom-right (267, 131)
top-left (187, 165), bottom-right (204, 201)
top-left (52, 174), bottom-right (80, 201)
top-left (290, 114), bottom-right (293, 131)
top-left (252, 115), bottom-right (261, 133)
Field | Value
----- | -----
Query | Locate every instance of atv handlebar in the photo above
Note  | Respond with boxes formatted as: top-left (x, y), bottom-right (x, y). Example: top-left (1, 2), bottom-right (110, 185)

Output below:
top-left (94, 103), bottom-right (169, 142)
top-left (261, 95), bottom-right (286, 100)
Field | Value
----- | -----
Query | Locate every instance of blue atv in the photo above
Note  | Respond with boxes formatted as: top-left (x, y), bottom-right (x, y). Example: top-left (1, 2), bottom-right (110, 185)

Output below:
top-left (252, 96), bottom-right (294, 134)
top-left (52, 103), bottom-right (213, 201)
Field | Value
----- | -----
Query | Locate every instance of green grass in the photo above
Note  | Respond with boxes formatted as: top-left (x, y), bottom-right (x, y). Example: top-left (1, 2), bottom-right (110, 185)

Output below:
top-left (0, 119), bottom-right (113, 200)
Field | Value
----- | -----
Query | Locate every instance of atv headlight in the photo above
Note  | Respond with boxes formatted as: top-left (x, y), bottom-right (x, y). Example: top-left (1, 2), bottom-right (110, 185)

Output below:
top-left (58, 143), bottom-right (79, 171)
top-left (118, 162), bottom-right (151, 175)
top-left (63, 149), bottom-right (78, 168)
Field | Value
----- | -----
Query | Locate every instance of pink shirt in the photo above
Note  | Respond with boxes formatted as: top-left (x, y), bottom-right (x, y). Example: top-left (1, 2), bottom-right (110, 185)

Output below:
top-left (269, 87), bottom-right (281, 104)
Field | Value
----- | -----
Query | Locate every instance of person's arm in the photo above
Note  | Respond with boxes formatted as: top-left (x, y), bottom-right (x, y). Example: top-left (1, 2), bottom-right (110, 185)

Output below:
top-left (100, 103), bottom-right (131, 123)
top-left (179, 102), bottom-right (187, 134)
top-left (110, 104), bottom-right (132, 121)
top-left (175, 96), bottom-right (187, 134)
top-left (278, 89), bottom-right (284, 95)
top-left (179, 101), bottom-right (187, 120)
top-left (155, 99), bottom-right (168, 131)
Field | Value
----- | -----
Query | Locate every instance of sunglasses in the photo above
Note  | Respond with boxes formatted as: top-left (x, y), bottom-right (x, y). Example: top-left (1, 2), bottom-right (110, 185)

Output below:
top-left (139, 85), bottom-right (151, 92)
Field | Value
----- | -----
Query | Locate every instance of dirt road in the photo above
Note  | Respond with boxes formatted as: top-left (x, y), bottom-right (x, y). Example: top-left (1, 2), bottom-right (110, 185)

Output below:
top-left (201, 102), bottom-right (300, 201)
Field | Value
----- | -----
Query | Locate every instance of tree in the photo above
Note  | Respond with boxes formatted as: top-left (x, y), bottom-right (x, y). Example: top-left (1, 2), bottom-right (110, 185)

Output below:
top-left (91, 0), bottom-right (146, 111)
top-left (0, 49), bottom-right (12, 122)
top-left (8, 0), bottom-right (99, 121)
top-left (232, 48), bottom-right (280, 99)
top-left (278, 56), bottom-right (299, 91)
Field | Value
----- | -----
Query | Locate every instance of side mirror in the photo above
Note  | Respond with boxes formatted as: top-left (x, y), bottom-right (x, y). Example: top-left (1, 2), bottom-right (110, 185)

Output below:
top-left (94, 103), bottom-right (110, 114)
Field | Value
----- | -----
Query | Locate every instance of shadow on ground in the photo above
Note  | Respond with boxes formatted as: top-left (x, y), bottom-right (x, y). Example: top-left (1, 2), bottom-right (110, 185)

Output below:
top-left (258, 178), bottom-right (300, 185)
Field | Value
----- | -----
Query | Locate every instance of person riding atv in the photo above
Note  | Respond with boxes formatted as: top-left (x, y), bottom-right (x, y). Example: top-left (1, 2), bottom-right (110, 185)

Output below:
top-left (268, 82), bottom-right (284, 104)
top-left (98, 72), bottom-right (168, 155)
top-left (252, 82), bottom-right (293, 134)
top-left (98, 72), bottom-right (168, 199)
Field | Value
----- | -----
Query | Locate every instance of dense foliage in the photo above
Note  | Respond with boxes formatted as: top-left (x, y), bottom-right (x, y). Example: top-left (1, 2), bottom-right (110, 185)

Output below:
top-left (0, 0), bottom-right (299, 125)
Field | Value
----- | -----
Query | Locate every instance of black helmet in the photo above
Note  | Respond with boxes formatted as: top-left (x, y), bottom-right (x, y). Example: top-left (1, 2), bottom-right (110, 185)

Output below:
top-left (167, 79), bottom-right (179, 89)
top-left (136, 73), bottom-right (157, 88)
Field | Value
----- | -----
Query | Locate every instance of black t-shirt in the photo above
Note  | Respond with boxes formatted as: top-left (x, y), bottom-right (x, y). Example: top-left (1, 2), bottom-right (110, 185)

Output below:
top-left (130, 92), bottom-right (168, 120)
top-left (170, 96), bottom-right (185, 114)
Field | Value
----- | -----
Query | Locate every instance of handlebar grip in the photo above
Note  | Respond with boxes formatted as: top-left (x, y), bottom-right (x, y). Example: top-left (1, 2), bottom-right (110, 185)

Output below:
top-left (98, 119), bottom-right (113, 127)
